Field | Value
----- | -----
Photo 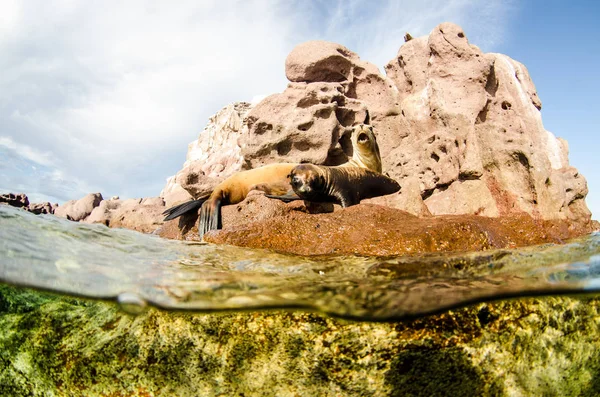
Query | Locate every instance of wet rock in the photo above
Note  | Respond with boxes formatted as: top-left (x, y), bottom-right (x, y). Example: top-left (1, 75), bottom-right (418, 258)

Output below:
top-left (54, 193), bottom-right (103, 221)
top-left (203, 204), bottom-right (594, 256)
top-left (1, 284), bottom-right (599, 396)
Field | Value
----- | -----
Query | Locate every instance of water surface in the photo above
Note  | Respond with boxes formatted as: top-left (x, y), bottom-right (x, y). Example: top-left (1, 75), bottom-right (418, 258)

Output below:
top-left (1, 205), bottom-right (599, 321)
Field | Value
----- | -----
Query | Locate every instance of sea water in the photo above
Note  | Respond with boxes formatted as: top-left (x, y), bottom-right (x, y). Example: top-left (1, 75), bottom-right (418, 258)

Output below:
top-left (1, 205), bottom-right (600, 321)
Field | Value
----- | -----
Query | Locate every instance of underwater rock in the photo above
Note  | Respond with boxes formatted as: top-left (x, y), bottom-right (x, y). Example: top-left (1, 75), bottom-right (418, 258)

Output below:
top-left (1, 284), bottom-right (599, 396)
top-left (201, 204), bottom-right (594, 256)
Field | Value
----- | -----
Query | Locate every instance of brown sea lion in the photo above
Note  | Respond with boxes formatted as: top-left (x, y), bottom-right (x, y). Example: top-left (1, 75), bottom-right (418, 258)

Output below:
top-left (163, 163), bottom-right (297, 237)
top-left (268, 164), bottom-right (401, 207)
top-left (163, 111), bottom-right (381, 237)
top-left (338, 111), bottom-right (382, 173)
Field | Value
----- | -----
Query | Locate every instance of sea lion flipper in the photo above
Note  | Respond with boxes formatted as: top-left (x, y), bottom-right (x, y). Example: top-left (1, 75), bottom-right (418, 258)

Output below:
top-left (163, 198), bottom-right (206, 221)
top-left (198, 198), bottom-right (222, 239)
top-left (265, 191), bottom-right (302, 203)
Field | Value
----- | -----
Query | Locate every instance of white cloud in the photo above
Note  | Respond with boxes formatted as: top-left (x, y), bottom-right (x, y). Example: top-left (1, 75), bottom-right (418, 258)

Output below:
top-left (0, 136), bottom-right (56, 167)
top-left (0, 0), bottom-right (515, 202)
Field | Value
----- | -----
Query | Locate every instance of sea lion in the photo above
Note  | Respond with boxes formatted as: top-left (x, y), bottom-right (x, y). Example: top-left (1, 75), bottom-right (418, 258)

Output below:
top-left (268, 164), bottom-right (401, 207)
top-left (338, 111), bottom-right (382, 173)
top-left (163, 163), bottom-right (297, 237)
top-left (163, 111), bottom-right (382, 237)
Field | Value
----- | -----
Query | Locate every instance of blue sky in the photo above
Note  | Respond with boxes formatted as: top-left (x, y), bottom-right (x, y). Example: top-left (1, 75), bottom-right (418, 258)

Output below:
top-left (0, 0), bottom-right (598, 217)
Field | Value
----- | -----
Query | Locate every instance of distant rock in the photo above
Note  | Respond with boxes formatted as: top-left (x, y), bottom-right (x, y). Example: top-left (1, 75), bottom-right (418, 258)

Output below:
top-left (84, 197), bottom-right (166, 233)
top-left (0, 193), bottom-right (56, 215)
top-left (0, 193), bottom-right (29, 208)
top-left (54, 193), bottom-right (103, 221)
top-left (27, 202), bottom-right (56, 215)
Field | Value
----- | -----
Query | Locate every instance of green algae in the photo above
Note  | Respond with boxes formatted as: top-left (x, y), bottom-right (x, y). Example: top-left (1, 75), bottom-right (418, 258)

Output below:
top-left (1, 284), bottom-right (600, 396)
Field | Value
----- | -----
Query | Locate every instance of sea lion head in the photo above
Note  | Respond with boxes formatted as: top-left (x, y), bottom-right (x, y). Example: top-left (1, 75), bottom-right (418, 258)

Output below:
top-left (288, 164), bottom-right (326, 197)
top-left (349, 122), bottom-right (382, 173)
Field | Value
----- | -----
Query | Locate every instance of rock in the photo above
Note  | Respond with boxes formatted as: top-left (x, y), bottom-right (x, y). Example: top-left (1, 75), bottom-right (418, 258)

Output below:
top-left (0, 193), bottom-right (29, 208)
top-left (162, 103), bottom-right (252, 201)
top-left (27, 202), bottom-right (56, 215)
top-left (85, 199), bottom-right (123, 226)
top-left (0, 193), bottom-right (57, 215)
top-left (54, 193), bottom-right (103, 221)
top-left (160, 176), bottom-right (193, 208)
top-left (203, 204), bottom-right (594, 256)
top-left (241, 82), bottom-right (358, 168)
top-left (175, 161), bottom-right (223, 199)
top-left (85, 197), bottom-right (165, 233)
top-left (382, 22), bottom-right (589, 221)
top-left (163, 22), bottom-right (591, 223)
top-left (108, 202), bottom-right (165, 234)
top-left (1, 284), bottom-right (600, 396)
top-left (158, 192), bottom-right (333, 241)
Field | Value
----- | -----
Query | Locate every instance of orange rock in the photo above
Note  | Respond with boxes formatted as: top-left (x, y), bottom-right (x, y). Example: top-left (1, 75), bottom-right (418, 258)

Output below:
top-left (201, 204), bottom-right (594, 257)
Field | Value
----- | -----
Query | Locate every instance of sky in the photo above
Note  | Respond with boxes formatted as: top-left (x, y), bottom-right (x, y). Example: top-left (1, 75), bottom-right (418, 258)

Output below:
top-left (0, 0), bottom-right (598, 217)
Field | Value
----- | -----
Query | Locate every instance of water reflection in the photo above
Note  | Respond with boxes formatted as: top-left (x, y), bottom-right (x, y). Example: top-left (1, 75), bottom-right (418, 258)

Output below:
top-left (1, 205), bottom-right (599, 321)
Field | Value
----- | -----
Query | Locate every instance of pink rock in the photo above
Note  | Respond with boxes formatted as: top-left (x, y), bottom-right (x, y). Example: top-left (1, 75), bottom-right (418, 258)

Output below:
top-left (54, 193), bottom-right (103, 221)
top-left (161, 23), bottom-right (591, 223)
top-left (27, 202), bottom-right (56, 215)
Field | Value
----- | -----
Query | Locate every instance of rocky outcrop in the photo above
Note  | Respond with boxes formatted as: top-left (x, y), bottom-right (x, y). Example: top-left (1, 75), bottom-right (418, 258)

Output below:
top-left (0, 193), bottom-right (56, 215)
top-left (0, 193), bottom-right (29, 208)
top-left (158, 201), bottom-right (592, 256)
top-left (160, 103), bottom-right (252, 207)
top-left (27, 202), bottom-right (56, 215)
top-left (163, 22), bottom-right (591, 223)
top-left (382, 23), bottom-right (588, 222)
top-left (2, 284), bottom-right (600, 396)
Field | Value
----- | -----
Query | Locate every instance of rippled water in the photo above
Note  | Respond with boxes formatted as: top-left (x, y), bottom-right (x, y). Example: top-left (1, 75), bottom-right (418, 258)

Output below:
top-left (1, 205), bottom-right (599, 321)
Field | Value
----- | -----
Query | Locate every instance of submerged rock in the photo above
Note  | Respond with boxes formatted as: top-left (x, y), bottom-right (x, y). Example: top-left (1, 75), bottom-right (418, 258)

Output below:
top-left (1, 284), bottom-right (599, 396)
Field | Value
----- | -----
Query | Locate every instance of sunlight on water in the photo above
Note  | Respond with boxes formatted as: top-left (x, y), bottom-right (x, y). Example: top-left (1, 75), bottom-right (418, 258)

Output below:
top-left (1, 205), bottom-right (600, 321)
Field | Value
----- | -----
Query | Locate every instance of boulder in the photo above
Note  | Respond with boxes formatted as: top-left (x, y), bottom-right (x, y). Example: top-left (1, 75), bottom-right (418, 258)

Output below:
top-left (85, 197), bottom-right (166, 233)
top-left (27, 202), bottom-right (56, 215)
top-left (54, 193), bottom-right (103, 221)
